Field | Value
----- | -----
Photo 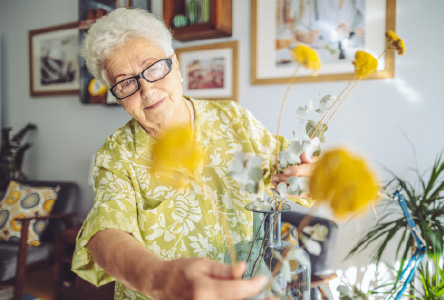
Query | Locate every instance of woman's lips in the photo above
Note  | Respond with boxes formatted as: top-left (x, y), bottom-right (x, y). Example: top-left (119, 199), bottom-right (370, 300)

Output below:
top-left (145, 98), bottom-right (165, 110)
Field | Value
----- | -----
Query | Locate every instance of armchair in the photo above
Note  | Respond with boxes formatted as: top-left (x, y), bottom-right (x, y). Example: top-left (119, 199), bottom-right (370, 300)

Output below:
top-left (282, 211), bottom-right (339, 300)
top-left (0, 180), bottom-right (79, 300)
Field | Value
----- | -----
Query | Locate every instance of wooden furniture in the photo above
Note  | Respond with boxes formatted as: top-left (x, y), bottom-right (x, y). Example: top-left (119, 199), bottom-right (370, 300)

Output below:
top-left (163, 0), bottom-right (232, 41)
top-left (53, 227), bottom-right (115, 300)
top-left (0, 181), bottom-right (79, 300)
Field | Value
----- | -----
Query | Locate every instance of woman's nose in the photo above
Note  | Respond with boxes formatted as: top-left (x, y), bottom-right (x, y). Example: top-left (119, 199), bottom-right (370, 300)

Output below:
top-left (139, 78), bottom-right (155, 97)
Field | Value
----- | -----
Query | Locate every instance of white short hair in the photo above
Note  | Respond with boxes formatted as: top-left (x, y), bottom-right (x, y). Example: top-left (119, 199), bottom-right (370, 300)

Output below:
top-left (81, 8), bottom-right (174, 87)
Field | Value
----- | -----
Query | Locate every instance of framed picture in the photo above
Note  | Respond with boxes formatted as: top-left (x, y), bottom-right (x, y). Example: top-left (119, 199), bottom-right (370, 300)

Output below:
top-left (175, 41), bottom-right (239, 101)
top-left (251, 0), bottom-right (396, 85)
top-left (79, 0), bottom-right (151, 26)
top-left (78, 29), bottom-right (118, 106)
top-left (29, 22), bottom-right (80, 96)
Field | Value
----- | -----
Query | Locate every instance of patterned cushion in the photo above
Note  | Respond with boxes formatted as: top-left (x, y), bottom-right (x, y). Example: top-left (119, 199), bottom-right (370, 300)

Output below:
top-left (0, 181), bottom-right (59, 246)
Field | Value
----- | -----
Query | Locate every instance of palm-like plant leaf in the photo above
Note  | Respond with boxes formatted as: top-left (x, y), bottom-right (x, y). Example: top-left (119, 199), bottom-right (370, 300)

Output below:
top-left (0, 123), bottom-right (37, 188)
top-left (11, 123), bottom-right (37, 144)
top-left (347, 150), bottom-right (444, 299)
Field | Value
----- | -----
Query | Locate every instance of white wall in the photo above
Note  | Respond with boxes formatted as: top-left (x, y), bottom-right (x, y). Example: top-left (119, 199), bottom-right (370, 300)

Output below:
top-left (0, 0), bottom-right (131, 218)
top-left (1, 0), bottom-right (443, 285)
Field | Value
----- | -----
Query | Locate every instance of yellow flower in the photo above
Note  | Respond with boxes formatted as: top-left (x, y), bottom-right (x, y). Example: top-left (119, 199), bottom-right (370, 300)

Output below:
top-left (309, 148), bottom-right (379, 218)
top-left (353, 50), bottom-right (378, 79)
top-left (291, 45), bottom-right (322, 74)
top-left (385, 30), bottom-right (406, 55)
top-left (150, 125), bottom-right (203, 185)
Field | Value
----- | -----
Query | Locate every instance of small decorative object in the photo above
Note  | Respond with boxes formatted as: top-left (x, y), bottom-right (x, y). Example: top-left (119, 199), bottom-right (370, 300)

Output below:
top-left (172, 14), bottom-right (188, 28)
top-left (187, 0), bottom-right (201, 25)
top-left (201, 0), bottom-right (210, 22)
top-left (0, 123), bottom-right (37, 190)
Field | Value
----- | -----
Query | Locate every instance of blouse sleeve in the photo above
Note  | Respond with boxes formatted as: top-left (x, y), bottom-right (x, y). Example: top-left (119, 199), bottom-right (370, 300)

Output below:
top-left (71, 144), bottom-right (144, 287)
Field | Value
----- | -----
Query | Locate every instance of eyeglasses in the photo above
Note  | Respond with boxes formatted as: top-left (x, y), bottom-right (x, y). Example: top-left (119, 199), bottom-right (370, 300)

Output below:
top-left (110, 58), bottom-right (173, 100)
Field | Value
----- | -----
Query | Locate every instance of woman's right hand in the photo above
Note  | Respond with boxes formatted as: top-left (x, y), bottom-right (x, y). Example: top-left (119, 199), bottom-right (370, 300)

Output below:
top-left (88, 229), bottom-right (275, 300)
top-left (144, 257), bottom-right (271, 300)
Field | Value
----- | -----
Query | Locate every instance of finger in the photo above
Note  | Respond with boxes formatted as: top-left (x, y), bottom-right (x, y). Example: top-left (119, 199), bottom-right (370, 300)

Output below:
top-left (272, 174), bottom-right (289, 184)
top-left (198, 275), bottom-right (268, 300)
top-left (232, 262), bottom-right (247, 279)
top-left (205, 260), bottom-right (246, 280)
top-left (300, 152), bottom-right (319, 164)
top-left (283, 164), bottom-right (314, 177)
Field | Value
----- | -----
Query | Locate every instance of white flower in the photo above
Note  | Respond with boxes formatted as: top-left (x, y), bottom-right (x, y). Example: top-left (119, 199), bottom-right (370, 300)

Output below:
top-left (300, 234), bottom-right (322, 255)
top-left (271, 182), bottom-right (288, 200)
top-left (303, 224), bottom-right (329, 241)
top-left (229, 152), bottom-right (263, 194)
top-left (277, 141), bottom-right (303, 171)
top-left (287, 141), bottom-right (303, 164)
top-left (316, 94), bottom-right (336, 113)
top-left (301, 136), bottom-right (320, 159)
top-left (287, 176), bottom-right (309, 195)
top-left (277, 150), bottom-right (288, 170)
top-left (296, 99), bottom-right (315, 116)
top-left (251, 196), bottom-right (274, 211)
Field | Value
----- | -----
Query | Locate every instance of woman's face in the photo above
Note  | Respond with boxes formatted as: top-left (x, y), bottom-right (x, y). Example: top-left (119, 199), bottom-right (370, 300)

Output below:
top-left (105, 37), bottom-right (184, 134)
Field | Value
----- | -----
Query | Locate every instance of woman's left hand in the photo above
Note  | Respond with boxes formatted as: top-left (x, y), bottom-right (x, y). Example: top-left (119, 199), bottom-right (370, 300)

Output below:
top-left (271, 152), bottom-right (319, 187)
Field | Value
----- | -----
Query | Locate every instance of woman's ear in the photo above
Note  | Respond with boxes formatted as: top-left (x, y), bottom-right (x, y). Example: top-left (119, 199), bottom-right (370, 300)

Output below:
top-left (171, 53), bottom-right (180, 68)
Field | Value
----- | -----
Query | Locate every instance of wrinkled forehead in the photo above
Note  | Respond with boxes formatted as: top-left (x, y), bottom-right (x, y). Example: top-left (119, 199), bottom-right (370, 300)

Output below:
top-left (104, 37), bottom-right (166, 83)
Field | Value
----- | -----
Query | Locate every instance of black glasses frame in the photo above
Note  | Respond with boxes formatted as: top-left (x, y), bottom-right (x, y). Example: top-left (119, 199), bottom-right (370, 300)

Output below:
top-left (110, 58), bottom-right (173, 100)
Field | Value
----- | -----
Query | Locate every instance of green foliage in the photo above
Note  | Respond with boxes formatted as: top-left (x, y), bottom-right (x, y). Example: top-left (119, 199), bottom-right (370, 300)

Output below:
top-left (338, 284), bottom-right (369, 300)
top-left (305, 120), bottom-right (327, 142)
top-left (0, 123), bottom-right (37, 189)
top-left (346, 150), bottom-right (444, 299)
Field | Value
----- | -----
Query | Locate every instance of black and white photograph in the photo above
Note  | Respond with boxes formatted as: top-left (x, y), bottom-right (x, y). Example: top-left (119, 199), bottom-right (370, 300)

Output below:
top-left (29, 22), bottom-right (79, 96)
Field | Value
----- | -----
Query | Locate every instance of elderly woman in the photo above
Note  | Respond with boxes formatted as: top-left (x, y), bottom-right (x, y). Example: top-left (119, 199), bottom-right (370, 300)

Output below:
top-left (72, 8), bottom-right (315, 300)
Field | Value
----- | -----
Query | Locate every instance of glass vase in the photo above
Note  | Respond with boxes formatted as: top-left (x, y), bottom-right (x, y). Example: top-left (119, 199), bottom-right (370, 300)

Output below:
top-left (225, 203), bottom-right (311, 299)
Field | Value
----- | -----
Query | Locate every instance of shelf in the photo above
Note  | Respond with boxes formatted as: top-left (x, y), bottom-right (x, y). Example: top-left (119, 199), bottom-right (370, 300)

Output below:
top-left (163, 0), bottom-right (232, 42)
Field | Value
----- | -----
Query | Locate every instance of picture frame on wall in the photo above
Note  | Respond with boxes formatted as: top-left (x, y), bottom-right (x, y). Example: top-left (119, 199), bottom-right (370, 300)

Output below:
top-left (175, 41), bottom-right (239, 101)
top-left (29, 22), bottom-right (79, 96)
top-left (79, 0), bottom-right (151, 26)
top-left (251, 0), bottom-right (396, 85)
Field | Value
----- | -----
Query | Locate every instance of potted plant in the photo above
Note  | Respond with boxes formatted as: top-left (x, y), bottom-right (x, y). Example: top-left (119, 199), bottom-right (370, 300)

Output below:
top-left (0, 123), bottom-right (37, 190)
top-left (346, 150), bottom-right (444, 299)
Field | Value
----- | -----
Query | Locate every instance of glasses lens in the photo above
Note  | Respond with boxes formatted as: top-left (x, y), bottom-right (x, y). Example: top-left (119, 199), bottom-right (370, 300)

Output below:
top-left (112, 78), bottom-right (138, 99)
top-left (143, 59), bottom-right (171, 82)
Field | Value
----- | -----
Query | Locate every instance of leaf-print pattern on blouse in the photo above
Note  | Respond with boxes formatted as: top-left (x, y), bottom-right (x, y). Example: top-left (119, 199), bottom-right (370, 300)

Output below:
top-left (72, 97), bottom-right (290, 300)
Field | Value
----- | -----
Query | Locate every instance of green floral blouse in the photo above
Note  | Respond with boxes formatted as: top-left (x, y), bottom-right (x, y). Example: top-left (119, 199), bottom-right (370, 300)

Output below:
top-left (72, 98), bottom-right (289, 299)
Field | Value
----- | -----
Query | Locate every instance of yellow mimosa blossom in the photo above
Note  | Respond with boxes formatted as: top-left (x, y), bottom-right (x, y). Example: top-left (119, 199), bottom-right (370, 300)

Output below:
top-left (151, 125), bottom-right (203, 185)
top-left (353, 50), bottom-right (378, 79)
top-left (291, 45), bottom-right (322, 73)
top-left (385, 30), bottom-right (406, 55)
top-left (309, 148), bottom-right (379, 218)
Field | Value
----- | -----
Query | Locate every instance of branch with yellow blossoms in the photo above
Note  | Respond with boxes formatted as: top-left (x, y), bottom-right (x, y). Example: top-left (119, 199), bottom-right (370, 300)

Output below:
top-left (147, 30), bottom-right (406, 291)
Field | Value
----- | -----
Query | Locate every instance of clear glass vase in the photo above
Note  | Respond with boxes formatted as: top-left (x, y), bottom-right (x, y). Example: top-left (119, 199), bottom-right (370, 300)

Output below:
top-left (226, 203), bottom-right (311, 299)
